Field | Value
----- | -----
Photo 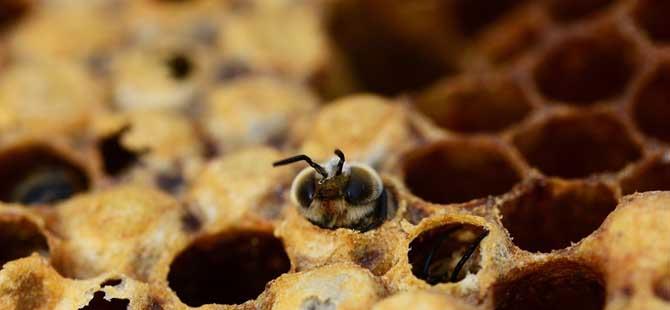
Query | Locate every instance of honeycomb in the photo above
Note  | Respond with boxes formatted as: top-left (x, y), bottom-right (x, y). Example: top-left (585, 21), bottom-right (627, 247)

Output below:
top-left (0, 0), bottom-right (670, 309)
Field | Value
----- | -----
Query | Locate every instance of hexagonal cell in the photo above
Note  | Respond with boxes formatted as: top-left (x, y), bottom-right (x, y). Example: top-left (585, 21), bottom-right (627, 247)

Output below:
top-left (0, 144), bottom-right (90, 205)
top-left (408, 223), bottom-right (488, 284)
top-left (632, 0), bottom-right (670, 45)
top-left (447, 0), bottom-right (527, 37)
top-left (546, 0), bottom-right (615, 23)
top-left (534, 29), bottom-right (639, 105)
top-left (474, 6), bottom-right (544, 65)
top-left (0, 215), bottom-right (49, 268)
top-left (493, 260), bottom-right (606, 310)
top-left (499, 179), bottom-right (617, 253)
top-left (168, 230), bottom-right (290, 306)
top-left (402, 139), bottom-right (524, 204)
top-left (325, 0), bottom-right (455, 96)
top-left (621, 153), bottom-right (670, 195)
top-left (415, 74), bottom-right (532, 133)
top-left (79, 291), bottom-right (129, 310)
top-left (632, 62), bottom-right (670, 143)
top-left (0, 0), bottom-right (32, 32)
top-left (511, 111), bottom-right (642, 179)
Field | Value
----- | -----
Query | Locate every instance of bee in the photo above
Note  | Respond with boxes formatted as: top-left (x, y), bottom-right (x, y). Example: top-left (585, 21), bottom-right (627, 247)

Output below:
top-left (273, 149), bottom-right (394, 231)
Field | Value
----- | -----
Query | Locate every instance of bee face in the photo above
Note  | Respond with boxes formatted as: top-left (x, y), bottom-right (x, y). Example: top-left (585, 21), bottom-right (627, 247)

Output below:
top-left (274, 150), bottom-right (392, 231)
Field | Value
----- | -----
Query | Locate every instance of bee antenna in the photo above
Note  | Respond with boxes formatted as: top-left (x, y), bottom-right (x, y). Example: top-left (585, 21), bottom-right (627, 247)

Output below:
top-left (272, 154), bottom-right (328, 178)
top-left (334, 149), bottom-right (345, 175)
top-left (448, 230), bottom-right (489, 283)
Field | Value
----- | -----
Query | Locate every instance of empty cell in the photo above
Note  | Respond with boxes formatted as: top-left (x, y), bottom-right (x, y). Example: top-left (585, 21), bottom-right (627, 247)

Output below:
top-left (0, 216), bottom-right (49, 268)
top-left (546, 0), bottom-right (614, 23)
top-left (633, 63), bottom-right (670, 143)
top-left (632, 0), bottom-right (670, 45)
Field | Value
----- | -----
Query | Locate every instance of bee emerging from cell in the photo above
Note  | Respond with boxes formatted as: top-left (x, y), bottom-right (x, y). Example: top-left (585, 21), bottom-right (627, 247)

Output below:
top-left (273, 149), bottom-right (395, 232)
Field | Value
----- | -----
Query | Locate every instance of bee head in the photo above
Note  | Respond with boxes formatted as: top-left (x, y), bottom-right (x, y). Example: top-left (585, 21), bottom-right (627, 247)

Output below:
top-left (273, 149), bottom-right (385, 230)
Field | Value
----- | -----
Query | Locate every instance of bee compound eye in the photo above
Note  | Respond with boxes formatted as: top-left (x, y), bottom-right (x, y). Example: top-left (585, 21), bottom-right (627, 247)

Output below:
top-left (293, 170), bottom-right (316, 208)
top-left (345, 166), bottom-right (382, 205)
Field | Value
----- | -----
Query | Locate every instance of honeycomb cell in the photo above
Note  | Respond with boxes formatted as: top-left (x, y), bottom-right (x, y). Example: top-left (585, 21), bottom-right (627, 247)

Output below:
top-left (0, 0), bottom-right (31, 31)
top-left (632, 0), bottom-right (670, 45)
top-left (499, 179), bottom-right (617, 253)
top-left (632, 62), bottom-right (670, 143)
top-left (448, 0), bottom-right (526, 36)
top-left (511, 111), bottom-right (642, 179)
top-left (79, 291), bottom-right (129, 310)
top-left (97, 128), bottom-right (141, 177)
top-left (0, 216), bottom-right (49, 268)
top-left (0, 145), bottom-right (90, 205)
top-left (325, 0), bottom-right (453, 95)
top-left (408, 223), bottom-right (487, 284)
top-left (546, 0), bottom-right (615, 23)
top-left (403, 139), bottom-right (523, 204)
top-left (415, 74), bottom-right (532, 133)
top-left (168, 230), bottom-right (290, 306)
top-left (621, 153), bottom-right (670, 195)
top-left (534, 30), bottom-right (639, 105)
top-left (493, 260), bottom-right (606, 310)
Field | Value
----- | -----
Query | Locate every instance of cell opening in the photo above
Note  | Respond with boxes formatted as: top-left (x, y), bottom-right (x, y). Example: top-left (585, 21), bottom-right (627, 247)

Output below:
top-left (534, 31), bottom-right (638, 104)
top-left (546, 0), bottom-right (614, 23)
top-left (97, 127), bottom-right (141, 177)
top-left (511, 112), bottom-right (642, 179)
top-left (0, 216), bottom-right (49, 268)
top-left (167, 230), bottom-right (290, 306)
top-left (408, 223), bottom-right (488, 284)
top-left (0, 0), bottom-right (31, 32)
top-left (493, 260), bottom-right (606, 310)
top-left (632, 63), bottom-right (670, 143)
top-left (654, 273), bottom-right (670, 302)
top-left (621, 154), bottom-right (670, 195)
top-left (325, 0), bottom-right (454, 96)
top-left (499, 179), bottom-right (617, 253)
top-left (403, 140), bottom-right (523, 204)
top-left (448, 0), bottom-right (525, 37)
top-left (0, 145), bottom-right (90, 205)
top-left (166, 53), bottom-right (194, 81)
top-left (79, 291), bottom-right (129, 310)
top-left (632, 0), bottom-right (670, 45)
top-left (415, 75), bottom-right (532, 133)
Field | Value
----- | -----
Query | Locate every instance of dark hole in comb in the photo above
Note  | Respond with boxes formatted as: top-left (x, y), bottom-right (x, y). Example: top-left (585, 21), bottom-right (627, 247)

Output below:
top-left (180, 208), bottom-right (202, 233)
top-left (0, 217), bottom-right (49, 268)
top-left (493, 260), bottom-right (606, 310)
top-left (0, 0), bottom-right (31, 32)
top-left (216, 60), bottom-right (251, 81)
top-left (633, 0), bottom-right (670, 45)
top-left (168, 230), bottom-right (290, 306)
top-left (155, 170), bottom-right (184, 194)
top-left (100, 279), bottom-right (122, 287)
top-left (0, 145), bottom-right (89, 205)
top-left (546, 0), bottom-right (614, 23)
top-left (408, 223), bottom-right (487, 284)
top-left (166, 53), bottom-right (194, 81)
top-left (98, 128), bottom-right (141, 177)
top-left (449, 0), bottom-right (525, 37)
top-left (79, 291), bottom-right (129, 310)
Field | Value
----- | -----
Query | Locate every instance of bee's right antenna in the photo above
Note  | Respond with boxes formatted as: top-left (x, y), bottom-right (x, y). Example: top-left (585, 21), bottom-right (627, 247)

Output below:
top-left (334, 149), bottom-right (345, 176)
top-left (273, 154), bottom-right (329, 178)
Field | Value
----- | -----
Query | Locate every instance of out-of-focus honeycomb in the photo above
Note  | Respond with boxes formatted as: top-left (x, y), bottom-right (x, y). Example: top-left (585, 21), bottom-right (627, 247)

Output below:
top-left (1, 0), bottom-right (670, 309)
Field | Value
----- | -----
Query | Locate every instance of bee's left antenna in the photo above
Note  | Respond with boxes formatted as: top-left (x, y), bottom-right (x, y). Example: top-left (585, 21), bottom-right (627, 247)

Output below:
top-left (273, 154), bottom-right (329, 178)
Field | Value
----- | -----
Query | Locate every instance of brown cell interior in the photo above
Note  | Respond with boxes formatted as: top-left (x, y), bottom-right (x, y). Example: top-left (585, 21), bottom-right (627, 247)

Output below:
top-left (97, 128), bottom-right (141, 177)
top-left (621, 154), bottom-right (670, 195)
top-left (447, 0), bottom-right (526, 37)
top-left (546, 0), bottom-right (614, 23)
top-left (403, 140), bottom-right (522, 204)
top-left (632, 0), bottom-right (670, 45)
top-left (632, 63), bottom-right (670, 143)
top-left (512, 113), bottom-right (642, 179)
top-left (324, 0), bottom-right (454, 96)
top-left (0, 0), bottom-right (31, 32)
top-left (415, 76), bottom-right (532, 133)
top-left (167, 230), bottom-right (291, 306)
top-left (493, 260), bottom-right (606, 310)
top-left (533, 31), bottom-right (638, 104)
top-left (0, 217), bottom-right (49, 268)
top-left (408, 223), bottom-right (487, 284)
top-left (654, 272), bottom-right (670, 302)
top-left (79, 291), bottom-right (129, 310)
top-left (0, 145), bottom-right (90, 205)
top-left (499, 179), bottom-right (617, 253)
